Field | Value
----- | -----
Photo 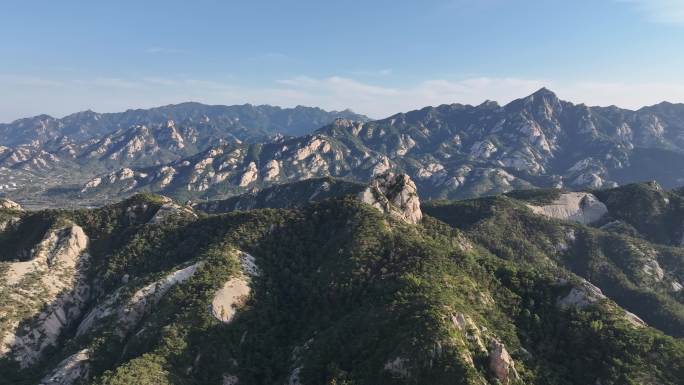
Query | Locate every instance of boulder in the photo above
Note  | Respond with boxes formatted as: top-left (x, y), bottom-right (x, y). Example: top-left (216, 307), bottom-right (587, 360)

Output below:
top-left (557, 279), bottom-right (606, 308)
top-left (489, 339), bottom-right (518, 385)
top-left (0, 198), bottom-right (22, 210)
top-left (358, 172), bottom-right (422, 224)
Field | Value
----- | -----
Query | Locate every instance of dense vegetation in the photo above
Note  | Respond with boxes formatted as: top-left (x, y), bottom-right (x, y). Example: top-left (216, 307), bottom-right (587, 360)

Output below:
top-left (2, 183), bottom-right (684, 384)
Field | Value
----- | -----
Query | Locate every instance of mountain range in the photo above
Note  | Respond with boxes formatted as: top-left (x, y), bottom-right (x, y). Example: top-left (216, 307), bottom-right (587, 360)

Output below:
top-left (0, 103), bottom-right (367, 207)
top-left (2, 88), bottom-right (684, 208)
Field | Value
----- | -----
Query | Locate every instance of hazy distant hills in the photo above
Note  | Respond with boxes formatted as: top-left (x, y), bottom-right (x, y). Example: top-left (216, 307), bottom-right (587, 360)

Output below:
top-left (0, 103), bottom-right (368, 206)
top-left (0, 102), bottom-right (369, 146)
top-left (2, 89), bottom-right (684, 207)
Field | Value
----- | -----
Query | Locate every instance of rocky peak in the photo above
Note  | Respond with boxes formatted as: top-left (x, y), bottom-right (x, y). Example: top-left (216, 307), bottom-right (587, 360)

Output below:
top-left (531, 87), bottom-right (558, 99)
top-left (358, 172), bottom-right (422, 224)
top-left (513, 87), bottom-right (563, 117)
top-left (0, 198), bottom-right (22, 210)
top-left (148, 196), bottom-right (197, 225)
top-left (488, 339), bottom-right (519, 385)
top-left (478, 100), bottom-right (501, 109)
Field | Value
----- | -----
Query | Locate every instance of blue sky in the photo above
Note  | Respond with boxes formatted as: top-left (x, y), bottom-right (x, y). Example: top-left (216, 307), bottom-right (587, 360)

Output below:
top-left (1, 0), bottom-right (684, 121)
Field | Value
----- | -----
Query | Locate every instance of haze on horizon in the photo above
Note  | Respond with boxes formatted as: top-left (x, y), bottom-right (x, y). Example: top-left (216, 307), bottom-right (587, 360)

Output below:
top-left (1, 0), bottom-right (684, 122)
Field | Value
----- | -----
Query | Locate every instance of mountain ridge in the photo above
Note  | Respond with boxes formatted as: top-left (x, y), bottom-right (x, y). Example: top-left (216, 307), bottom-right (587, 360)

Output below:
top-left (4, 88), bottom-right (684, 208)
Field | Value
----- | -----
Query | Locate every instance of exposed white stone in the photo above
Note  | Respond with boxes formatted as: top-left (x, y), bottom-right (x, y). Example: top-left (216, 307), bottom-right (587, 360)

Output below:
top-left (263, 159), bottom-right (281, 181)
top-left (0, 224), bottom-right (90, 367)
top-left (470, 140), bottom-right (498, 159)
top-left (558, 280), bottom-right (606, 308)
top-left (210, 252), bottom-right (259, 324)
top-left (0, 198), bottom-right (22, 210)
top-left (239, 162), bottom-right (258, 187)
top-left (527, 192), bottom-right (608, 224)
top-left (211, 278), bottom-right (250, 324)
top-left (642, 258), bottom-right (665, 282)
top-left (239, 251), bottom-right (260, 277)
top-left (148, 198), bottom-right (197, 225)
top-left (623, 310), bottom-right (647, 328)
top-left (489, 339), bottom-right (519, 385)
top-left (416, 163), bottom-right (445, 180)
top-left (572, 173), bottom-right (605, 189)
top-left (394, 134), bottom-right (416, 156)
top-left (158, 166), bottom-right (177, 188)
top-left (115, 262), bottom-right (203, 337)
top-left (371, 156), bottom-right (391, 176)
top-left (294, 138), bottom-right (331, 161)
top-left (165, 121), bottom-right (185, 150)
top-left (40, 349), bottom-right (90, 385)
top-left (358, 172), bottom-right (422, 224)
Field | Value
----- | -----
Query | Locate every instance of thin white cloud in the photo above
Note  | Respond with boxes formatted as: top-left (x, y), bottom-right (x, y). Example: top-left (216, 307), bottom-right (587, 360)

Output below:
top-left (1, 73), bottom-right (683, 122)
top-left (249, 52), bottom-right (290, 62)
top-left (350, 68), bottom-right (394, 77)
top-left (80, 77), bottom-right (145, 89)
top-left (558, 81), bottom-right (684, 108)
top-left (0, 75), bottom-right (65, 87)
top-left (145, 47), bottom-right (189, 54)
top-left (617, 0), bottom-right (684, 24)
top-left (272, 75), bottom-right (545, 117)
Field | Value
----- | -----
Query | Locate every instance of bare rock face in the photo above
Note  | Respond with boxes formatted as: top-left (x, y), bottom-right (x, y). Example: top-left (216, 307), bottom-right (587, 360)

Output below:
top-left (211, 278), bottom-right (250, 323)
top-left (0, 198), bottom-right (22, 210)
top-left (527, 192), bottom-right (607, 224)
top-left (624, 310), bottom-right (647, 328)
top-left (148, 196), bottom-right (197, 225)
top-left (557, 279), bottom-right (607, 308)
top-left (358, 172), bottom-right (422, 224)
top-left (211, 251), bottom-right (259, 324)
top-left (0, 215), bottom-right (20, 232)
top-left (0, 224), bottom-right (90, 367)
top-left (558, 279), bottom-right (647, 327)
top-left (40, 349), bottom-right (90, 385)
top-left (117, 262), bottom-right (203, 336)
top-left (75, 261), bottom-right (203, 339)
top-left (488, 339), bottom-right (518, 385)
